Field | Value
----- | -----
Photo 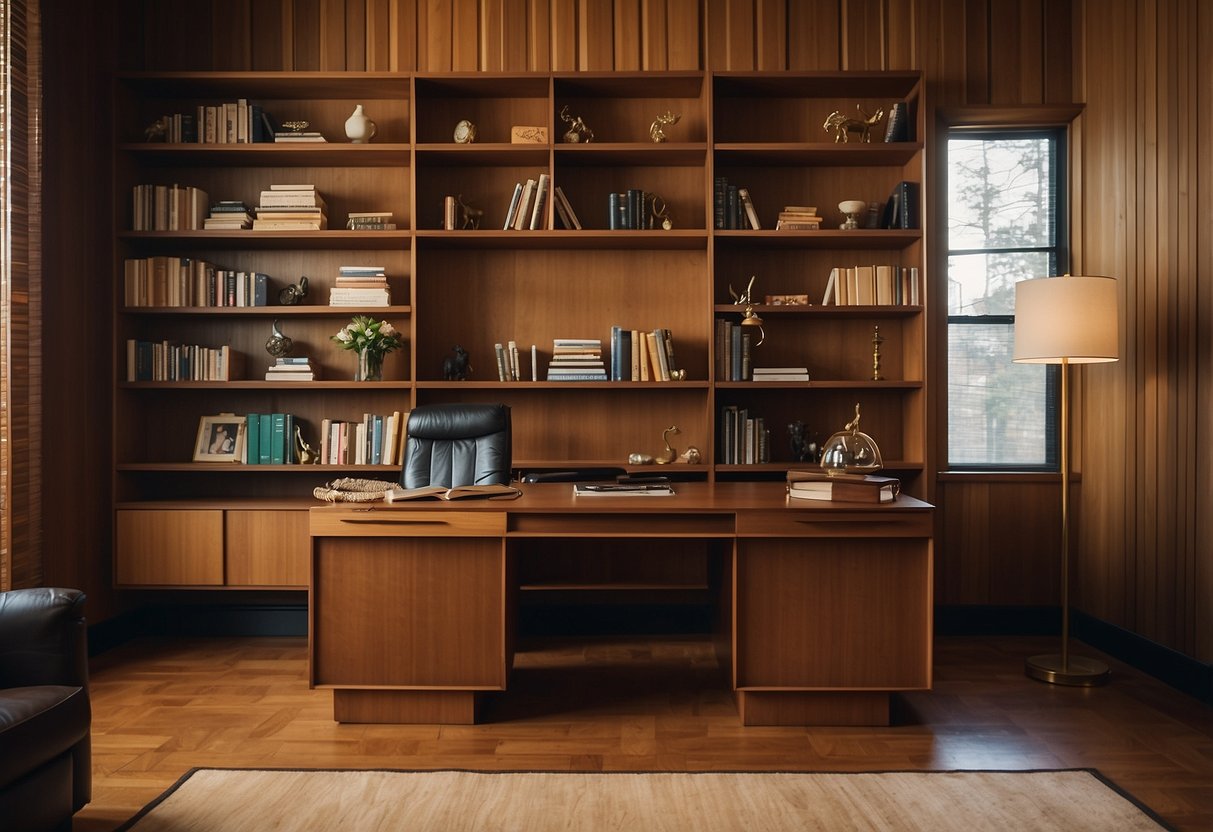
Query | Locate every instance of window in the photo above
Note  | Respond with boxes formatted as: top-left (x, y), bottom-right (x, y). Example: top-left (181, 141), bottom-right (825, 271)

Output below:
top-left (945, 130), bottom-right (1065, 469)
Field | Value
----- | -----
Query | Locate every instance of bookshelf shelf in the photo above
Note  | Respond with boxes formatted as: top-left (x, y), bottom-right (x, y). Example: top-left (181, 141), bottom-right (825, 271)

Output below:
top-left (120, 143), bottom-right (412, 166)
top-left (714, 142), bottom-right (922, 166)
top-left (713, 229), bottom-right (921, 249)
top-left (122, 305), bottom-right (412, 316)
top-left (554, 143), bottom-right (709, 167)
top-left (414, 229), bottom-right (707, 250)
top-left (118, 230), bottom-right (412, 250)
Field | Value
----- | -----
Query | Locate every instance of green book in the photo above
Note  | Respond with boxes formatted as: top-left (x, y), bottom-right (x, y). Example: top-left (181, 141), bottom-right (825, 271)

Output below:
top-left (245, 413), bottom-right (260, 464)
top-left (258, 414), bottom-right (273, 465)
top-left (270, 413), bottom-right (286, 464)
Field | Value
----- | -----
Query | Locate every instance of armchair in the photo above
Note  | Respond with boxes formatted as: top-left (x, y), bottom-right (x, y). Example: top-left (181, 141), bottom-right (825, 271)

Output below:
top-left (0, 587), bottom-right (91, 832)
top-left (401, 403), bottom-right (512, 489)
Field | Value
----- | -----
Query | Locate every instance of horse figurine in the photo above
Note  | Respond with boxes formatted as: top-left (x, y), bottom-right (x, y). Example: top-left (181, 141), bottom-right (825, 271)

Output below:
top-left (442, 345), bottom-right (472, 380)
top-left (823, 105), bottom-right (885, 143)
top-left (456, 195), bottom-right (482, 230)
top-left (559, 105), bottom-right (594, 143)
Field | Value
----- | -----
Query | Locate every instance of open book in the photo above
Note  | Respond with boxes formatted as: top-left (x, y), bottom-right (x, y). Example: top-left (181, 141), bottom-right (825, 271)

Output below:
top-left (384, 483), bottom-right (521, 502)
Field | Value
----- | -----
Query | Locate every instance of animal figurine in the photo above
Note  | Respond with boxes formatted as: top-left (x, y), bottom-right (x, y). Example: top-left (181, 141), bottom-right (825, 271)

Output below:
top-left (295, 425), bottom-right (319, 464)
top-left (457, 195), bottom-right (483, 230)
top-left (649, 111), bottom-right (681, 143)
top-left (823, 105), bottom-right (886, 143)
top-left (442, 345), bottom-right (472, 380)
top-left (654, 424), bottom-right (680, 464)
top-left (559, 105), bottom-right (594, 143)
top-left (278, 275), bottom-right (309, 306)
top-left (143, 116), bottom-right (170, 142)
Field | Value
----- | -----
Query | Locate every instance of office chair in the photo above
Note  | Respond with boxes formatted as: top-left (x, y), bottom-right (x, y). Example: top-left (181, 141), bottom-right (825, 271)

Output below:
top-left (401, 403), bottom-right (511, 489)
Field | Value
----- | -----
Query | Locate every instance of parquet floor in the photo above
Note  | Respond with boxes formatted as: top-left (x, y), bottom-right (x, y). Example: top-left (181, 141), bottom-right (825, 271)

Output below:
top-left (74, 634), bottom-right (1211, 831)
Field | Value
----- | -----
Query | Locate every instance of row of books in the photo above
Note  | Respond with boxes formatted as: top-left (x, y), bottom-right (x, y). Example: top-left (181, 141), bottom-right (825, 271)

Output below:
top-left (719, 406), bottom-right (771, 465)
top-left (331, 265), bottom-right (390, 307)
top-left (503, 174), bottom-right (551, 230)
top-left (347, 211), bottom-right (396, 230)
top-left (714, 319), bottom-right (754, 381)
top-left (774, 205), bottom-right (822, 231)
top-left (204, 200), bottom-right (253, 230)
top-left (607, 189), bottom-right (658, 230)
top-left (493, 341), bottom-right (538, 382)
top-left (608, 326), bottom-right (679, 381)
top-left (821, 265), bottom-right (920, 306)
top-left (881, 181), bottom-right (920, 229)
top-left (244, 413), bottom-right (298, 465)
top-left (713, 177), bottom-right (761, 230)
top-left (153, 99), bottom-right (276, 144)
top-left (125, 340), bottom-right (240, 382)
top-left (265, 357), bottom-right (318, 382)
top-left (132, 184), bottom-right (209, 231)
top-left (546, 338), bottom-right (605, 381)
top-left (318, 411), bottom-right (408, 466)
top-left (123, 256), bottom-right (268, 308)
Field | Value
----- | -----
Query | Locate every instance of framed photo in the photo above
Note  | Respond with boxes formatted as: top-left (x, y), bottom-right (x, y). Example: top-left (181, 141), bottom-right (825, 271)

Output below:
top-left (193, 414), bottom-right (246, 463)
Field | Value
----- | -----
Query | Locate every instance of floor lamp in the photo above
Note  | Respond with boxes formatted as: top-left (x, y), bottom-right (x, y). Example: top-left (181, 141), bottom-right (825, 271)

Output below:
top-left (1013, 274), bottom-right (1119, 686)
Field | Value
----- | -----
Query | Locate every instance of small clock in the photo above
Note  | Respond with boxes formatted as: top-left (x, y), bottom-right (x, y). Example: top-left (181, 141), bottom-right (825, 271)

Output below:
top-left (453, 119), bottom-right (477, 144)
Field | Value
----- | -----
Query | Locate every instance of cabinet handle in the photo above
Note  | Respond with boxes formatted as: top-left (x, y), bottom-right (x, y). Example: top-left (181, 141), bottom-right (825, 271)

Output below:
top-left (339, 518), bottom-right (452, 526)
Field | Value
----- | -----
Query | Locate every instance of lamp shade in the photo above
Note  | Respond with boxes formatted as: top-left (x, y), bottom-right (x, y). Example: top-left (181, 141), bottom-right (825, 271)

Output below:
top-left (1013, 274), bottom-right (1119, 364)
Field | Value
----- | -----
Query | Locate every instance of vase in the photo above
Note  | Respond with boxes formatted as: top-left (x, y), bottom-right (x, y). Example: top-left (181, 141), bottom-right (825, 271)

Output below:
top-left (355, 349), bottom-right (383, 382)
top-left (345, 104), bottom-right (377, 143)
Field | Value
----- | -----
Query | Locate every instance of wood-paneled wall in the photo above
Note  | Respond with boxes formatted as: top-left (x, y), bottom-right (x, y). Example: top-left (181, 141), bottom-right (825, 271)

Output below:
top-left (1073, 0), bottom-right (1209, 661)
top-left (33, 0), bottom-right (1207, 663)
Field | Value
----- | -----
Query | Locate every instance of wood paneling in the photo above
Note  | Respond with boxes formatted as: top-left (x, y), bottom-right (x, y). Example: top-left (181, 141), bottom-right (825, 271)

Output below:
top-left (788, 0), bottom-right (841, 70)
top-left (578, 0), bottom-right (616, 70)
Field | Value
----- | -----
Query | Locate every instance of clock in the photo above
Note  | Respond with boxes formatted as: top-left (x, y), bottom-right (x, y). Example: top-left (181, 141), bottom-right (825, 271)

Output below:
top-left (453, 119), bottom-right (477, 144)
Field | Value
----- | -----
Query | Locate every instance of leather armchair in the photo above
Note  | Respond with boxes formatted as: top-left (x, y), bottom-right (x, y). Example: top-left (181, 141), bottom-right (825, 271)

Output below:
top-left (0, 587), bottom-right (91, 832)
top-left (401, 403), bottom-right (512, 489)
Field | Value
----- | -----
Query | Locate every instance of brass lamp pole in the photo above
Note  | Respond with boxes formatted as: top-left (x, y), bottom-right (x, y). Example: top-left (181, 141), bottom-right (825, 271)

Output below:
top-left (1013, 274), bottom-right (1119, 686)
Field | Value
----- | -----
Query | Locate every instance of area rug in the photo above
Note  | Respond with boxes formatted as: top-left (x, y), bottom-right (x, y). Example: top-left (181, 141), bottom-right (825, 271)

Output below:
top-left (116, 768), bottom-right (1173, 831)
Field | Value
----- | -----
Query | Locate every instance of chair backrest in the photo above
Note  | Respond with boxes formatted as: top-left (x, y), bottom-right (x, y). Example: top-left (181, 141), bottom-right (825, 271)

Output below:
top-left (401, 403), bottom-right (512, 488)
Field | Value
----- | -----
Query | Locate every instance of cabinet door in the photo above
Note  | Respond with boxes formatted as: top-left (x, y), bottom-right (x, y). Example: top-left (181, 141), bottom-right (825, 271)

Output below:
top-left (226, 510), bottom-right (309, 587)
top-left (116, 509), bottom-right (224, 586)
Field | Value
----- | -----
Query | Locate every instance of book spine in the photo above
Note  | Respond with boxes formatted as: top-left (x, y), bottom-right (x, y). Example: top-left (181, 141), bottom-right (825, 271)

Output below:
top-left (608, 192), bottom-right (622, 230)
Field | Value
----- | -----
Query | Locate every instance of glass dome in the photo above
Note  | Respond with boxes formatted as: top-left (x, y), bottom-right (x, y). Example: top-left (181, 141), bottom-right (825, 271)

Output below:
top-left (820, 403), bottom-right (883, 476)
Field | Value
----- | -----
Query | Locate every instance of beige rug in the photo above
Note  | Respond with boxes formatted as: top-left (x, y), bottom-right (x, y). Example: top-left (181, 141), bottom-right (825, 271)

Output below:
top-left (117, 768), bottom-right (1171, 831)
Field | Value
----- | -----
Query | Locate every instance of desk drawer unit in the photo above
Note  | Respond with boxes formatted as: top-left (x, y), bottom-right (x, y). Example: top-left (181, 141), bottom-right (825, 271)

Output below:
top-left (310, 508), bottom-right (505, 537)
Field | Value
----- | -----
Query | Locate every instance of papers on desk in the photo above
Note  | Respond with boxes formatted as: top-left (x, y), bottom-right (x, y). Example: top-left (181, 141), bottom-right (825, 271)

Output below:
top-left (572, 483), bottom-right (675, 496)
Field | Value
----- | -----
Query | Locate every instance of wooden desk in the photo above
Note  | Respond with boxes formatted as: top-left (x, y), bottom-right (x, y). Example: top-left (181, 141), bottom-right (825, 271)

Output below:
top-left (309, 482), bottom-right (933, 727)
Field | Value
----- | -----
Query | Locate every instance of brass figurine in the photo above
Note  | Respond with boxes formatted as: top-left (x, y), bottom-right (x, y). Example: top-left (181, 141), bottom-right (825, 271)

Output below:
top-left (823, 105), bottom-right (885, 143)
top-left (559, 105), bottom-right (594, 143)
top-left (677, 445), bottom-right (701, 464)
top-left (280, 120), bottom-right (309, 132)
top-left (649, 111), bottom-right (681, 143)
top-left (295, 425), bottom-right (319, 464)
top-left (730, 275), bottom-right (766, 347)
top-left (649, 193), bottom-right (673, 230)
top-left (628, 452), bottom-right (655, 465)
top-left (872, 325), bottom-right (885, 381)
top-left (654, 424), bottom-right (681, 464)
top-left (143, 116), bottom-right (169, 142)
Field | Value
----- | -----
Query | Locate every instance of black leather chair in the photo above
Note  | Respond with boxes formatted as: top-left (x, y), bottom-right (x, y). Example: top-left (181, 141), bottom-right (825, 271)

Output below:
top-left (0, 587), bottom-right (91, 832)
top-left (401, 403), bottom-right (512, 488)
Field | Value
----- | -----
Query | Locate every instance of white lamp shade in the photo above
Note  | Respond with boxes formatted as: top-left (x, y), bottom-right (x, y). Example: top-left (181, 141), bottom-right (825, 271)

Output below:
top-left (1013, 275), bottom-right (1120, 364)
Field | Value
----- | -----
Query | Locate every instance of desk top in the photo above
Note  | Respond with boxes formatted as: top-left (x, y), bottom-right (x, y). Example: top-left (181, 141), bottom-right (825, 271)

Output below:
top-left (310, 481), bottom-right (933, 515)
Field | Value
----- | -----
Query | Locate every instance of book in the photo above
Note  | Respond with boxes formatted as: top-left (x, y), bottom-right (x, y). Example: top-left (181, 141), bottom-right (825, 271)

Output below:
top-left (553, 186), bottom-right (582, 230)
top-left (514, 178), bottom-right (536, 230)
top-left (572, 483), bottom-right (675, 497)
top-left (884, 101), bottom-right (909, 142)
top-left (384, 483), bottom-right (522, 502)
top-left (503, 183), bottom-right (524, 229)
top-left (529, 173), bottom-right (551, 230)
top-left (738, 187), bottom-right (762, 230)
top-left (785, 471), bottom-right (901, 503)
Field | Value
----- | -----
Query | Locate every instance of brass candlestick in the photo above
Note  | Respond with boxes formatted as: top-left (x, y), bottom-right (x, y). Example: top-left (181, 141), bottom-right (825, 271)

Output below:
top-left (872, 326), bottom-right (885, 380)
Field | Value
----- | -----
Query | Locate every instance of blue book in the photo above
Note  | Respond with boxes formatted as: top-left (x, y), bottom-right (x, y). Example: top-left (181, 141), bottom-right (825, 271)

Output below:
top-left (284, 414), bottom-right (295, 464)
top-left (253, 273), bottom-right (268, 306)
top-left (371, 416), bottom-right (383, 464)
top-left (245, 414), bottom-right (260, 464)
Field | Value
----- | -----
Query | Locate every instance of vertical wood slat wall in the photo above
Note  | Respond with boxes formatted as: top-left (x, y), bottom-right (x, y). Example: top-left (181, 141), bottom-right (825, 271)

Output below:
top-left (36, 0), bottom-right (1205, 663)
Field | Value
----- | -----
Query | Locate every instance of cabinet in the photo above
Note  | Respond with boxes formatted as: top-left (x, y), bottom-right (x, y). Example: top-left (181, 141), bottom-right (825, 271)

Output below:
top-left (112, 70), bottom-right (926, 588)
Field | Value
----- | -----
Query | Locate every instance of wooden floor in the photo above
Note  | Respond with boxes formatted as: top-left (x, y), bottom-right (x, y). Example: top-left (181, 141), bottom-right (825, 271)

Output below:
top-left (74, 634), bottom-right (1211, 831)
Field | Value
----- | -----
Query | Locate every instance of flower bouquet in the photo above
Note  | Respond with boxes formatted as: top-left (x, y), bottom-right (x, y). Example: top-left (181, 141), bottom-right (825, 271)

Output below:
top-left (332, 316), bottom-right (404, 381)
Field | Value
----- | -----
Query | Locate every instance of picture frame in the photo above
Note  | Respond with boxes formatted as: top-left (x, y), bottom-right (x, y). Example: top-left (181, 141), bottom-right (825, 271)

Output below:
top-left (193, 414), bottom-right (246, 463)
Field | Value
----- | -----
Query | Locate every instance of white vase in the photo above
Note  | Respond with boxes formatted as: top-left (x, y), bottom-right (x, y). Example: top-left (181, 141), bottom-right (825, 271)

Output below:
top-left (345, 104), bottom-right (377, 143)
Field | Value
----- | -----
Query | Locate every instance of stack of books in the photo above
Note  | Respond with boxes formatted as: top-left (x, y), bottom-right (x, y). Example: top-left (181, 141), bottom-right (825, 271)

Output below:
top-left (319, 411), bottom-right (407, 466)
top-left (494, 340), bottom-right (537, 382)
top-left (775, 205), bottom-right (822, 230)
top-left (786, 471), bottom-right (900, 503)
top-left (264, 356), bottom-right (316, 382)
top-left (346, 211), bottom-right (396, 230)
top-left (752, 366), bottom-right (810, 382)
top-left (719, 405), bottom-right (769, 464)
top-left (253, 184), bottom-right (327, 230)
top-left (203, 200), bottom-right (252, 230)
top-left (272, 127), bottom-right (326, 143)
top-left (546, 338), bottom-right (606, 381)
top-left (609, 326), bottom-right (678, 381)
top-left (330, 265), bottom-right (390, 307)
top-left (132, 183), bottom-right (209, 231)
top-left (244, 412), bottom-right (299, 464)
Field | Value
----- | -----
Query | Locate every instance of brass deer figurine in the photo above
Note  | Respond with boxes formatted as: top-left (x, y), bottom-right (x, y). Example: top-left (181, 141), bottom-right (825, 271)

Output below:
top-left (823, 105), bottom-right (886, 143)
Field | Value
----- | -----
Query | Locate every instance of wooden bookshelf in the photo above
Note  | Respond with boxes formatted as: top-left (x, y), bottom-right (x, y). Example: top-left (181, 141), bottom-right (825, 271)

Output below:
top-left (113, 69), bottom-right (926, 587)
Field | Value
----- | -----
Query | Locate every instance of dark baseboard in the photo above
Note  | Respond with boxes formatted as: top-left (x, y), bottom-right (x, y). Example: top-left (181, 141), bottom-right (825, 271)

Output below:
top-left (90, 600), bottom-right (1211, 704)
top-left (938, 604), bottom-right (1212, 705)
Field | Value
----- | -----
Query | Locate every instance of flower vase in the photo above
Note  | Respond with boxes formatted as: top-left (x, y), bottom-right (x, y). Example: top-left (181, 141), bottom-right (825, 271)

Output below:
top-left (355, 349), bottom-right (383, 382)
top-left (345, 104), bottom-right (377, 143)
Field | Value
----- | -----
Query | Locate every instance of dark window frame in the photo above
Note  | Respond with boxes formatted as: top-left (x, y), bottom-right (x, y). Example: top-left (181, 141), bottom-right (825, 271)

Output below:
top-left (944, 127), bottom-right (1068, 472)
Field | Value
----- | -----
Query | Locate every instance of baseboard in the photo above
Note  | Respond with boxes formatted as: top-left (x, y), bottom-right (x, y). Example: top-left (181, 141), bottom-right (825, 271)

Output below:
top-left (938, 604), bottom-right (1212, 704)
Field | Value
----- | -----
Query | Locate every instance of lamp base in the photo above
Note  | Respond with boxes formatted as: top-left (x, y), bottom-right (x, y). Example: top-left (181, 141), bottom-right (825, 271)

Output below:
top-left (1025, 653), bottom-right (1111, 687)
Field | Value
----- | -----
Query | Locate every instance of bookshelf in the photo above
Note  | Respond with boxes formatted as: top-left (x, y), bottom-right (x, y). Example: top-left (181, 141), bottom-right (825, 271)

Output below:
top-left (112, 69), bottom-right (925, 587)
